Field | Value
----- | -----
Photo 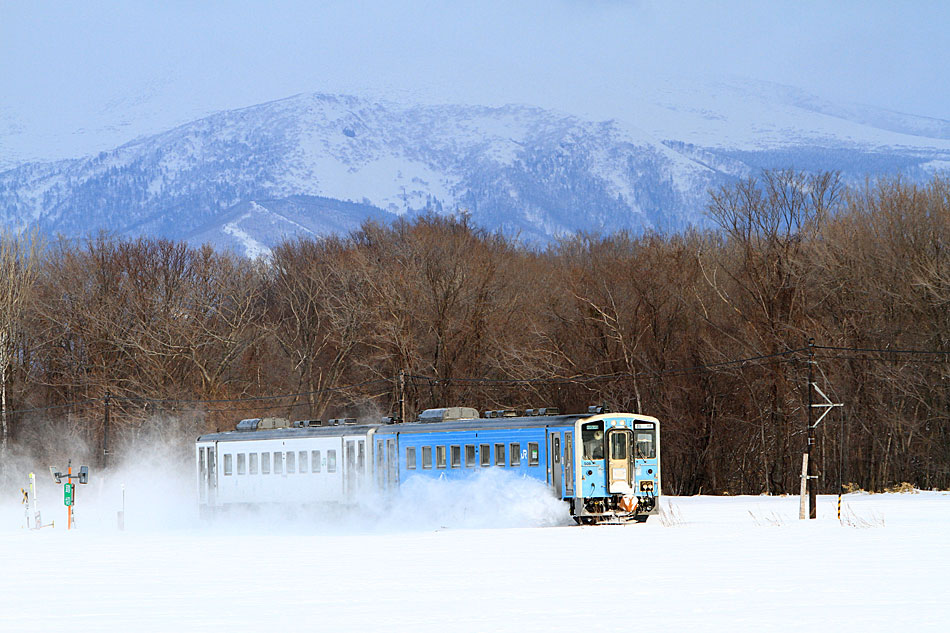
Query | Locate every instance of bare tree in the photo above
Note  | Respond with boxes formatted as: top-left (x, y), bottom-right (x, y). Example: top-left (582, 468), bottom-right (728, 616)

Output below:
top-left (267, 237), bottom-right (372, 418)
top-left (0, 229), bottom-right (42, 454)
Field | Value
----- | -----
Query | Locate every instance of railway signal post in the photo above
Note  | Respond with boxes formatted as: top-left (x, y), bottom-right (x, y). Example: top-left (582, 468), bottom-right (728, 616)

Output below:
top-left (800, 340), bottom-right (843, 520)
top-left (50, 461), bottom-right (89, 530)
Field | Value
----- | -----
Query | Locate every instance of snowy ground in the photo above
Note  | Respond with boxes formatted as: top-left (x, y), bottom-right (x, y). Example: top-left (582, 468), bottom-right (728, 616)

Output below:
top-left (1, 467), bottom-right (947, 632)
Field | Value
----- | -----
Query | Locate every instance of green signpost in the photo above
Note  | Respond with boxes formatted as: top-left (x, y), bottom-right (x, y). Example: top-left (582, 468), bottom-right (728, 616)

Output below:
top-left (51, 461), bottom-right (88, 529)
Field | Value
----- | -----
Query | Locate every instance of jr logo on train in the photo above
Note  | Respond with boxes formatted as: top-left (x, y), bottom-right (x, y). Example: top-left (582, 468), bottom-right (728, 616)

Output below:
top-left (196, 406), bottom-right (660, 524)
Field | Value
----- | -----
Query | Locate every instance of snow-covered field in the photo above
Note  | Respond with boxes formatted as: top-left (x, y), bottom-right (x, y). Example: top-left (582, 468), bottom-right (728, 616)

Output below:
top-left (1, 464), bottom-right (947, 632)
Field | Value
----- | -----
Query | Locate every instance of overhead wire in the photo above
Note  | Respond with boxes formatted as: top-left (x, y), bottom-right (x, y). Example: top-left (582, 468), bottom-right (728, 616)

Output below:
top-left (812, 344), bottom-right (950, 356)
top-left (111, 377), bottom-right (392, 404)
top-left (406, 346), bottom-right (807, 386)
top-left (4, 343), bottom-right (946, 416)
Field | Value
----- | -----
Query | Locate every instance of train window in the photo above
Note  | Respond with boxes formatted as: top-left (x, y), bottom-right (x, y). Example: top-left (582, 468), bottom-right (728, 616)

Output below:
top-left (480, 444), bottom-right (491, 467)
top-left (582, 422), bottom-right (605, 460)
top-left (450, 445), bottom-right (461, 468)
top-left (528, 442), bottom-right (539, 466)
top-left (422, 446), bottom-right (432, 469)
top-left (286, 451), bottom-right (296, 474)
top-left (299, 451), bottom-right (308, 473)
top-left (358, 441), bottom-right (365, 471)
top-left (510, 443), bottom-right (521, 467)
top-left (237, 453), bottom-right (246, 475)
top-left (312, 450), bottom-right (321, 473)
top-left (274, 452), bottom-right (283, 475)
top-left (610, 433), bottom-right (627, 460)
top-left (327, 450), bottom-right (337, 473)
top-left (494, 443), bottom-right (505, 466)
top-left (406, 447), bottom-right (417, 470)
top-left (249, 453), bottom-right (258, 475)
top-left (635, 431), bottom-right (656, 459)
top-left (436, 445), bottom-right (446, 469)
top-left (223, 454), bottom-right (233, 476)
top-left (262, 452), bottom-right (271, 474)
top-left (465, 445), bottom-right (476, 468)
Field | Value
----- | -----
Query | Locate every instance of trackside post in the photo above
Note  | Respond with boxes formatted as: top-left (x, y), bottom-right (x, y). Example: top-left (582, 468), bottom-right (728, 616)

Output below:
top-left (50, 461), bottom-right (89, 530)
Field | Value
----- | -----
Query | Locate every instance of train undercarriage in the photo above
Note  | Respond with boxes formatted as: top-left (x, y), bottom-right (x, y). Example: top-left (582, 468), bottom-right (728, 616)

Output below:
top-left (570, 494), bottom-right (656, 525)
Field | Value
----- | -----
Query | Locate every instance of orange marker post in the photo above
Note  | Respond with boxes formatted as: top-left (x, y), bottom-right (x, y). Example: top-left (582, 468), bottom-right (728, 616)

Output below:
top-left (67, 464), bottom-right (72, 530)
top-left (52, 461), bottom-right (86, 531)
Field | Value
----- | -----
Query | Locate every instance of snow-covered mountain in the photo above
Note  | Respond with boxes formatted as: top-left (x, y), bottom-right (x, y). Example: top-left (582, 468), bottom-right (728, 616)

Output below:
top-left (2, 89), bottom-right (949, 256)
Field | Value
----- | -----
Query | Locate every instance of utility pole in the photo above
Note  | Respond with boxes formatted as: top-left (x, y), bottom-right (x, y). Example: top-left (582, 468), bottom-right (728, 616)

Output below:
top-left (807, 341), bottom-right (816, 519)
top-left (398, 369), bottom-right (406, 423)
top-left (800, 341), bottom-right (815, 519)
top-left (800, 339), bottom-right (843, 520)
top-left (103, 391), bottom-right (111, 469)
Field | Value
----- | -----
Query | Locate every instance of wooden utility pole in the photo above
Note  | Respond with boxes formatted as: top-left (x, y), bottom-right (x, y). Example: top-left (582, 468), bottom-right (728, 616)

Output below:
top-left (398, 369), bottom-right (406, 423)
top-left (800, 339), bottom-right (843, 520)
top-left (103, 391), bottom-right (111, 468)
top-left (807, 341), bottom-right (817, 519)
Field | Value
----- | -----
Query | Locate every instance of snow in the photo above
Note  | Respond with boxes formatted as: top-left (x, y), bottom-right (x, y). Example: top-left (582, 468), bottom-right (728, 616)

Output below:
top-left (1, 454), bottom-right (947, 632)
top-left (920, 160), bottom-right (950, 174)
top-left (222, 209), bottom-right (272, 260)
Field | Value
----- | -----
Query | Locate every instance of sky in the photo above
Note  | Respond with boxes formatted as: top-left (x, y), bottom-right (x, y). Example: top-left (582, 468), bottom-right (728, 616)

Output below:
top-left (2, 1), bottom-right (948, 163)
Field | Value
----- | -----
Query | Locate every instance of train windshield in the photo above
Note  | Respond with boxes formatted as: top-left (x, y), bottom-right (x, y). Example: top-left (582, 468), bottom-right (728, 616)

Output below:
top-left (634, 424), bottom-right (656, 459)
top-left (582, 422), bottom-right (605, 460)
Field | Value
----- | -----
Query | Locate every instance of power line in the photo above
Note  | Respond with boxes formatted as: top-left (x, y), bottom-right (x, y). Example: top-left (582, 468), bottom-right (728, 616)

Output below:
top-left (2, 398), bottom-right (100, 415)
top-left (4, 343), bottom-right (947, 417)
top-left (170, 389), bottom-right (395, 414)
top-left (814, 354), bottom-right (950, 364)
top-left (813, 344), bottom-right (950, 356)
top-left (110, 377), bottom-right (392, 405)
top-left (4, 379), bottom-right (392, 416)
top-left (406, 347), bottom-right (806, 386)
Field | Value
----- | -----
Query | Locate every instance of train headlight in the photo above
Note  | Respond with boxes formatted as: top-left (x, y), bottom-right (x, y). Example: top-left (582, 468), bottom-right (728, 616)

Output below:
top-left (640, 480), bottom-right (654, 492)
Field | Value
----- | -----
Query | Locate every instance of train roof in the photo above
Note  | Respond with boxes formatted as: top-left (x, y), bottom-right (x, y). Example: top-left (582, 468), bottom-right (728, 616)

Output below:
top-left (197, 423), bottom-right (380, 443)
top-left (196, 411), bottom-right (658, 444)
top-left (378, 413), bottom-right (588, 435)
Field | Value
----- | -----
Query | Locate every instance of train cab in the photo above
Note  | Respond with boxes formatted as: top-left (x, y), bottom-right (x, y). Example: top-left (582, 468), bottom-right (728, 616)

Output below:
top-left (572, 413), bottom-right (660, 523)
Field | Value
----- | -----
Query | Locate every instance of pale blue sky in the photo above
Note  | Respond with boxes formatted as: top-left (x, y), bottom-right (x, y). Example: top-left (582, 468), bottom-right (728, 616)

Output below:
top-left (2, 1), bottom-right (948, 161)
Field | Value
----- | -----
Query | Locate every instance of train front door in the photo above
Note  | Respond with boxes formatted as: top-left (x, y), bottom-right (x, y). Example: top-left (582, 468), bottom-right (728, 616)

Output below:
top-left (550, 432), bottom-right (562, 498)
top-left (607, 429), bottom-right (635, 495)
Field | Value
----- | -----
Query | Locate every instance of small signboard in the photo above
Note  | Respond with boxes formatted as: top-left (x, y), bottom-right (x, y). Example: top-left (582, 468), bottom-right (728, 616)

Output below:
top-left (63, 483), bottom-right (74, 507)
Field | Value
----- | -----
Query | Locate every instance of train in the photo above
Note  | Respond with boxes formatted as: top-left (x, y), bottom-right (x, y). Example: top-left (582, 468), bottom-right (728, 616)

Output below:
top-left (195, 405), bottom-right (661, 524)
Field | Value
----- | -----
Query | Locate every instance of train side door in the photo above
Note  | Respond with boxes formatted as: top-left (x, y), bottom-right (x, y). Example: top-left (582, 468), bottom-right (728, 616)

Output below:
top-left (564, 432), bottom-right (574, 496)
top-left (376, 439), bottom-right (386, 490)
top-left (550, 432), bottom-right (563, 498)
top-left (208, 446), bottom-right (217, 504)
top-left (607, 429), bottom-right (634, 495)
top-left (198, 445), bottom-right (217, 506)
top-left (345, 440), bottom-right (358, 496)
top-left (386, 438), bottom-right (398, 489)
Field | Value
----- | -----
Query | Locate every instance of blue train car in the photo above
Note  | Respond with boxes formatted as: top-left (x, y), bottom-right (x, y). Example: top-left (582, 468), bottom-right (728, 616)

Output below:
top-left (196, 406), bottom-right (660, 524)
top-left (372, 407), bottom-right (660, 523)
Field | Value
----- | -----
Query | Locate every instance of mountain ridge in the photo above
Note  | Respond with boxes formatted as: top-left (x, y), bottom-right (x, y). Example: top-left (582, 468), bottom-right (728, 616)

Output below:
top-left (1, 89), bottom-right (948, 257)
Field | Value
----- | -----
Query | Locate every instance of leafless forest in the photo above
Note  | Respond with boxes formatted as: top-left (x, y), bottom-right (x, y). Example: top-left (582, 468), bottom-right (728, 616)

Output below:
top-left (0, 171), bottom-right (947, 494)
